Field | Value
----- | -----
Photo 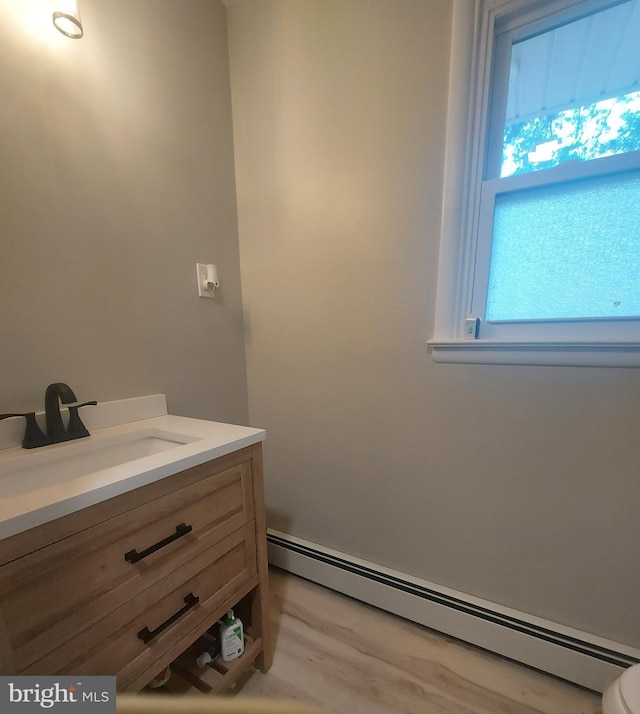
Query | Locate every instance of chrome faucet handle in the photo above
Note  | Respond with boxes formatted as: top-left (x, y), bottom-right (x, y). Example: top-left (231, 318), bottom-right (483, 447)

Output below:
top-left (0, 412), bottom-right (47, 449)
top-left (67, 401), bottom-right (97, 438)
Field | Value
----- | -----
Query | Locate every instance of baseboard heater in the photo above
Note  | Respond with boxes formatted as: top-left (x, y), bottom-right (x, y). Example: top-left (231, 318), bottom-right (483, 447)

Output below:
top-left (267, 529), bottom-right (640, 693)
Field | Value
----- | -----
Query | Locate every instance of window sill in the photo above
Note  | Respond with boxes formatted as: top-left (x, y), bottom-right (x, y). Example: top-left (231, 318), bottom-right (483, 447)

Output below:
top-left (427, 339), bottom-right (640, 368)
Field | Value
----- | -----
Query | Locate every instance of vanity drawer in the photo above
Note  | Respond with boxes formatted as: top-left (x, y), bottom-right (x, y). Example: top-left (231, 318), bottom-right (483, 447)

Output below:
top-left (0, 461), bottom-right (254, 673)
top-left (22, 523), bottom-right (258, 683)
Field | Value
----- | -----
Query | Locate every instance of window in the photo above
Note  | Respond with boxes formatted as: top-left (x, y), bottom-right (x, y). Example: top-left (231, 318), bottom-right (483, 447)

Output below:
top-left (430, 0), bottom-right (640, 366)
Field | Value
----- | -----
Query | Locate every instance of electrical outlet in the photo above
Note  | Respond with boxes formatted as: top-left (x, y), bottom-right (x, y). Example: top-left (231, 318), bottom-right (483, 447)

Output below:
top-left (196, 263), bottom-right (218, 299)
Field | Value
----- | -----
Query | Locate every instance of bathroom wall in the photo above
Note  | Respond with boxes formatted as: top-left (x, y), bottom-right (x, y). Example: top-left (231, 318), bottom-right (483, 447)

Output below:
top-left (0, 0), bottom-right (248, 424)
top-left (227, 0), bottom-right (640, 647)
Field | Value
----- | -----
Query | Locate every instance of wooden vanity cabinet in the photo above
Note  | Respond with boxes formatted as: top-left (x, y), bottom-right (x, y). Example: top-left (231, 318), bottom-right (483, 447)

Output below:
top-left (0, 443), bottom-right (271, 693)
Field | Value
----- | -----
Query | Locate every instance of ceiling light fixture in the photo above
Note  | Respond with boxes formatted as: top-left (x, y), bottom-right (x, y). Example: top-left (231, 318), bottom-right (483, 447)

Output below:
top-left (52, 0), bottom-right (84, 39)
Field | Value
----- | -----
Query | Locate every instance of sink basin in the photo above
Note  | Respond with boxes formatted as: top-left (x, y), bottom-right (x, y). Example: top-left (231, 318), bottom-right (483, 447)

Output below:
top-left (0, 428), bottom-right (201, 498)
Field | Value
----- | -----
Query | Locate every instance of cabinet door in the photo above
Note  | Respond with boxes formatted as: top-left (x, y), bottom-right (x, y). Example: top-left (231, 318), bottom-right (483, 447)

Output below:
top-left (0, 461), bottom-right (254, 674)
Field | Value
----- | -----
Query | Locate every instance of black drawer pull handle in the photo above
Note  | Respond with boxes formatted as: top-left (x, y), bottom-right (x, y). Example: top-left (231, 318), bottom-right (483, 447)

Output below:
top-left (124, 523), bottom-right (193, 564)
top-left (137, 593), bottom-right (200, 644)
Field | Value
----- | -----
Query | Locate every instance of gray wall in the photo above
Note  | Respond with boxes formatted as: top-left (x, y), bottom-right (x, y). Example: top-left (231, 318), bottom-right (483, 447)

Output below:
top-left (227, 0), bottom-right (640, 647)
top-left (1, 0), bottom-right (248, 424)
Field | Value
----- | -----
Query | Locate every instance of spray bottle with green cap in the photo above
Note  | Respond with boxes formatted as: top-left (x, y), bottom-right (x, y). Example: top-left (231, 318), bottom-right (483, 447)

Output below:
top-left (220, 609), bottom-right (244, 662)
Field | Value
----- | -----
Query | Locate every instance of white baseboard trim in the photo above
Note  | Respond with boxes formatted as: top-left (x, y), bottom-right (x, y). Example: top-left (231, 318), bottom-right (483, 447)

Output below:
top-left (267, 529), bottom-right (640, 693)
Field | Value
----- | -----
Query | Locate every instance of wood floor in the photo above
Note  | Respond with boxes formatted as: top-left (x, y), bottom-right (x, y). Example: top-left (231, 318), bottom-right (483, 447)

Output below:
top-left (164, 567), bottom-right (603, 714)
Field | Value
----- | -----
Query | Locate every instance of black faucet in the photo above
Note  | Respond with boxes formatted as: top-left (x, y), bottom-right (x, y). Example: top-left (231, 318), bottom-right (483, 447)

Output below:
top-left (45, 382), bottom-right (78, 439)
top-left (0, 383), bottom-right (97, 449)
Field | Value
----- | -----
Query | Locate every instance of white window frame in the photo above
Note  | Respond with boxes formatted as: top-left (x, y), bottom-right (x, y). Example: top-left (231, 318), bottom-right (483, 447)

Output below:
top-left (429, 0), bottom-right (640, 367)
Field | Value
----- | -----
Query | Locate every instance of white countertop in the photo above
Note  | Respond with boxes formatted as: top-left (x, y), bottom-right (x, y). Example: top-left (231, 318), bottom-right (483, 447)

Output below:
top-left (0, 397), bottom-right (265, 541)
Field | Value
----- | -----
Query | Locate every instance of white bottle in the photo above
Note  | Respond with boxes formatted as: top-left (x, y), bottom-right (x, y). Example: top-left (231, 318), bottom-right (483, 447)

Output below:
top-left (220, 609), bottom-right (244, 662)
